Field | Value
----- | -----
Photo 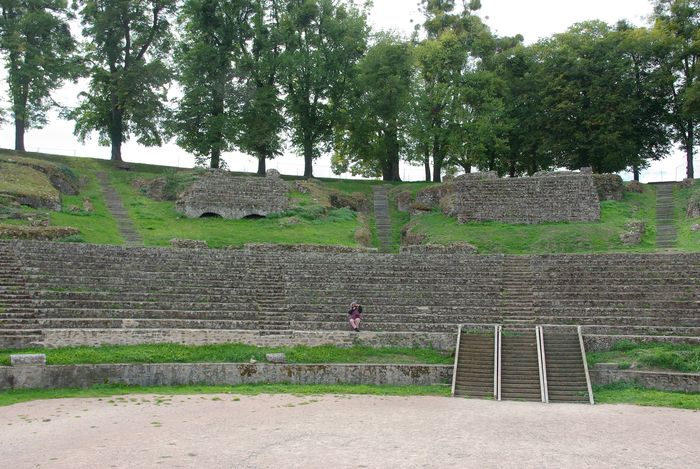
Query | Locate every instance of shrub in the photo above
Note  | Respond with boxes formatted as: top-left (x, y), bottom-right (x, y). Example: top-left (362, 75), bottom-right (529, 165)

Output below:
top-left (354, 227), bottom-right (372, 246)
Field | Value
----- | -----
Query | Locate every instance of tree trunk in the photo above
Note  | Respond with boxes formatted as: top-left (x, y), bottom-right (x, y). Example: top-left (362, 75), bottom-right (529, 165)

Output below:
top-left (509, 160), bottom-right (516, 178)
top-left (465, 165), bottom-right (471, 174)
top-left (14, 116), bottom-right (25, 152)
top-left (633, 165), bottom-right (640, 182)
top-left (431, 138), bottom-right (443, 182)
top-left (210, 148), bottom-right (221, 170)
top-left (423, 149), bottom-right (431, 182)
top-left (383, 124), bottom-right (401, 181)
top-left (257, 154), bottom-right (266, 175)
top-left (110, 90), bottom-right (123, 162)
top-left (686, 125), bottom-right (694, 180)
top-left (303, 135), bottom-right (314, 178)
top-left (432, 162), bottom-right (441, 182)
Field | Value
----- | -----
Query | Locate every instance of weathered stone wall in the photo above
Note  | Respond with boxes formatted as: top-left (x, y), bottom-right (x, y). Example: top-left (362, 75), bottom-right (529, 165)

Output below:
top-left (0, 363), bottom-right (452, 390)
top-left (454, 173), bottom-right (600, 224)
top-left (1, 241), bottom-right (699, 350)
top-left (41, 329), bottom-right (456, 351)
top-left (176, 169), bottom-right (289, 219)
top-left (589, 364), bottom-right (700, 393)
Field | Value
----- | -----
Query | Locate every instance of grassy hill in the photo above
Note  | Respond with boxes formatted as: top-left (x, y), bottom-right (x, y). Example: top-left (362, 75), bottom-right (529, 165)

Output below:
top-left (1, 148), bottom-right (698, 253)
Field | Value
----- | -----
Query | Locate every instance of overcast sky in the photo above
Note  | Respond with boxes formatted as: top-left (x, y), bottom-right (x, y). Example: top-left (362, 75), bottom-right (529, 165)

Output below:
top-left (0, 0), bottom-right (692, 182)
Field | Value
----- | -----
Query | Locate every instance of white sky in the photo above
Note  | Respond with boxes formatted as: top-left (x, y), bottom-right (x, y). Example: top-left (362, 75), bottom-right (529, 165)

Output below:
top-left (0, 0), bottom-right (692, 182)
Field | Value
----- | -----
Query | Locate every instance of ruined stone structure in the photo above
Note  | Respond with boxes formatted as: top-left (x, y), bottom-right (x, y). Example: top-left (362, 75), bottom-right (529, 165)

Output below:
top-left (454, 172), bottom-right (600, 224)
top-left (1, 241), bottom-right (698, 350)
top-left (176, 169), bottom-right (289, 219)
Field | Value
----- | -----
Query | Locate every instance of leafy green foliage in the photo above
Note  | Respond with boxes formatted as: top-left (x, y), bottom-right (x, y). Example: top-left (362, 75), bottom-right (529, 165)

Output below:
top-left (279, 0), bottom-right (369, 177)
top-left (170, 0), bottom-right (253, 169)
top-left (333, 34), bottom-right (413, 181)
top-left (70, 0), bottom-right (177, 161)
top-left (652, 0), bottom-right (700, 179)
top-left (0, 0), bottom-right (77, 150)
top-left (531, 21), bottom-right (671, 174)
top-left (233, 0), bottom-right (285, 174)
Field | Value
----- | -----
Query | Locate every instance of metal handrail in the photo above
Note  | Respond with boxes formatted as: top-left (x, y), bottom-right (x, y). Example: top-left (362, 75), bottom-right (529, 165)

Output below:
top-left (536, 326), bottom-right (549, 403)
top-left (496, 325), bottom-right (502, 401)
top-left (451, 325), bottom-right (463, 397)
top-left (578, 325), bottom-right (595, 405)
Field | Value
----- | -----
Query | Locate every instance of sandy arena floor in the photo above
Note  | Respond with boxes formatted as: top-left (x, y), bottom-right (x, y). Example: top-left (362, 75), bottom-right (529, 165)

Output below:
top-left (0, 394), bottom-right (698, 468)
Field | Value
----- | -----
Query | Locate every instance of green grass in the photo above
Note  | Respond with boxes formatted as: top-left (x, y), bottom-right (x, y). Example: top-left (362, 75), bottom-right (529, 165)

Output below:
top-left (0, 343), bottom-right (454, 366)
top-left (403, 186), bottom-right (657, 254)
top-left (4, 150), bottom-right (700, 254)
top-left (586, 340), bottom-right (700, 373)
top-left (676, 180), bottom-right (700, 251)
top-left (594, 383), bottom-right (700, 410)
top-left (0, 383), bottom-right (451, 407)
top-left (104, 167), bottom-right (367, 248)
top-left (0, 161), bottom-right (59, 201)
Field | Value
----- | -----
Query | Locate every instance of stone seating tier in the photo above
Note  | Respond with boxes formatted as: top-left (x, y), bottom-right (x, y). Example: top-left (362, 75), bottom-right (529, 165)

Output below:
top-left (1, 241), bottom-right (699, 348)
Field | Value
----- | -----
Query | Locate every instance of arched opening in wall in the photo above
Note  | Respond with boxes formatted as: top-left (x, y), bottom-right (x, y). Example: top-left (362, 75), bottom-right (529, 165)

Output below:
top-left (243, 214), bottom-right (266, 220)
top-left (200, 212), bottom-right (223, 218)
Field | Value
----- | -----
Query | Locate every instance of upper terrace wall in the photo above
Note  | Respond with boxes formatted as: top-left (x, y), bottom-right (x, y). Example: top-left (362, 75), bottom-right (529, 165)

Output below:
top-left (176, 169), bottom-right (289, 219)
top-left (453, 172), bottom-right (601, 224)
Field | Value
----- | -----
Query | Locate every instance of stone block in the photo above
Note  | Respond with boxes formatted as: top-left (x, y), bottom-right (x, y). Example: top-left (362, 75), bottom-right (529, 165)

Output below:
top-left (11, 354), bottom-right (46, 366)
top-left (266, 353), bottom-right (286, 363)
top-left (176, 170), bottom-right (289, 219)
top-left (170, 238), bottom-right (208, 249)
top-left (593, 174), bottom-right (624, 201)
top-left (453, 172), bottom-right (600, 224)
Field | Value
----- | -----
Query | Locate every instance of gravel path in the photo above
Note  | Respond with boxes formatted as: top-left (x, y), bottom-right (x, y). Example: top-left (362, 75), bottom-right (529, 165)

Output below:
top-left (1, 394), bottom-right (698, 468)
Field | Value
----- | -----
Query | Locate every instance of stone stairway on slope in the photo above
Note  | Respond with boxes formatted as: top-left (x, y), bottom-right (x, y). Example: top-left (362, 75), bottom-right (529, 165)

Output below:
top-left (453, 333), bottom-right (494, 398)
top-left (0, 243), bottom-right (42, 348)
top-left (499, 332), bottom-right (542, 401)
top-left (372, 186), bottom-right (392, 253)
top-left (543, 330), bottom-right (591, 404)
top-left (655, 183), bottom-right (677, 249)
top-left (500, 256), bottom-right (535, 329)
top-left (96, 171), bottom-right (143, 246)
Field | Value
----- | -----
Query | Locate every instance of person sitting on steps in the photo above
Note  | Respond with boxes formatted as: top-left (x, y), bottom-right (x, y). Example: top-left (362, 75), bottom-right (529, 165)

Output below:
top-left (348, 301), bottom-right (363, 332)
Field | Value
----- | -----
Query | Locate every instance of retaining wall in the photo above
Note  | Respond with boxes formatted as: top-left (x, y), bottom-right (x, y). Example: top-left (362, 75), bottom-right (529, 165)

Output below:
top-left (590, 364), bottom-right (700, 393)
top-left (0, 363), bottom-right (452, 390)
top-left (454, 173), bottom-right (600, 224)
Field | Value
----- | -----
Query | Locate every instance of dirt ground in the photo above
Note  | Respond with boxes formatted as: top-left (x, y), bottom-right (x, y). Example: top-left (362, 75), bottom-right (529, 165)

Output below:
top-left (0, 394), bottom-right (698, 468)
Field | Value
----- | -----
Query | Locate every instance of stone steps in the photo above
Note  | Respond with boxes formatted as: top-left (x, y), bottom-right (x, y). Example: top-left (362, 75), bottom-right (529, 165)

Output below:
top-left (655, 183), bottom-right (677, 249)
top-left (453, 334), bottom-right (495, 398)
top-left (543, 332), bottom-right (590, 404)
top-left (96, 172), bottom-right (143, 246)
top-left (373, 186), bottom-right (393, 253)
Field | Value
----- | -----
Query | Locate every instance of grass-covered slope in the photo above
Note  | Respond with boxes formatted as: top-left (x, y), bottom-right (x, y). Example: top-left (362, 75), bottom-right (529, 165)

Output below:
top-left (0, 150), bottom-right (376, 248)
top-left (1, 148), bottom-right (698, 253)
top-left (392, 184), bottom-right (660, 254)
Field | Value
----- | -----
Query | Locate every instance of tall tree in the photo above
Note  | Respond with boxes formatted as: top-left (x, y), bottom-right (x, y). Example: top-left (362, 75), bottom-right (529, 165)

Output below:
top-left (535, 21), bottom-right (670, 174)
top-left (171, 0), bottom-right (252, 169)
top-left (234, 0), bottom-right (285, 175)
top-left (415, 0), bottom-right (493, 181)
top-left (653, 0), bottom-right (699, 179)
top-left (0, 0), bottom-right (76, 152)
top-left (279, 0), bottom-right (369, 178)
top-left (615, 22), bottom-right (672, 181)
top-left (333, 34), bottom-right (413, 181)
top-left (71, 0), bottom-right (176, 162)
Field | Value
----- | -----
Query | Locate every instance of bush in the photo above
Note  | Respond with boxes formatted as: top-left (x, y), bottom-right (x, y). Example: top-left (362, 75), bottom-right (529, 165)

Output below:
top-left (354, 227), bottom-right (372, 246)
